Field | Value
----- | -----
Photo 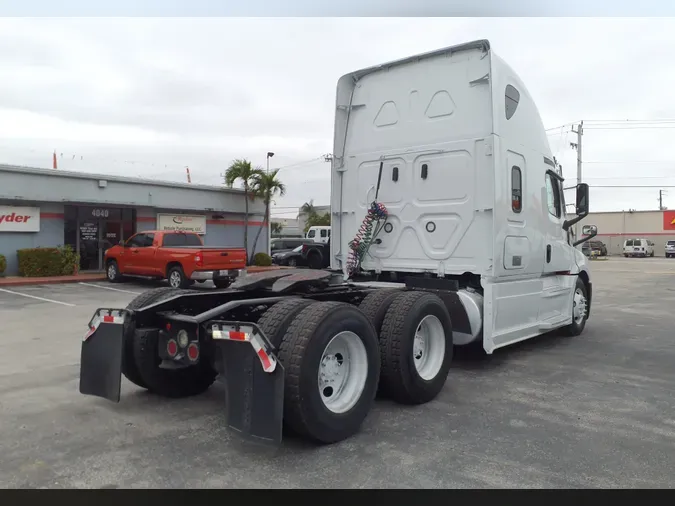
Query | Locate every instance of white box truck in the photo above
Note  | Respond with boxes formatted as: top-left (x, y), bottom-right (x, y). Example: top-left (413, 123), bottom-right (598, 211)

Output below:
top-left (79, 40), bottom-right (597, 447)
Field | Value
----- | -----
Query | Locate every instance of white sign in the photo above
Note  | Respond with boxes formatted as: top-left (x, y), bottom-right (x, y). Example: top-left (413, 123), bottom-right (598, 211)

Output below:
top-left (156, 214), bottom-right (206, 235)
top-left (0, 206), bottom-right (40, 233)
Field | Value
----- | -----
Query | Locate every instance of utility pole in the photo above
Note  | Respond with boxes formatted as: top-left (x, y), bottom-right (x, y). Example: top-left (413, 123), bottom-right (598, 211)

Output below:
top-left (266, 152), bottom-right (275, 256)
top-left (570, 120), bottom-right (583, 244)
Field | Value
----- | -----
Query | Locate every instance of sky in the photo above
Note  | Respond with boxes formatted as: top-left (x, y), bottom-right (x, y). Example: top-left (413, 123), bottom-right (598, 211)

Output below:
top-left (0, 17), bottom-right (674, 218)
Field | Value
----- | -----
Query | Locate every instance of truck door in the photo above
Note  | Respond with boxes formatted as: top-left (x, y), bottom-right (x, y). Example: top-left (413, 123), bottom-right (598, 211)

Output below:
top-left (542, 171), bottom-right (573, 275)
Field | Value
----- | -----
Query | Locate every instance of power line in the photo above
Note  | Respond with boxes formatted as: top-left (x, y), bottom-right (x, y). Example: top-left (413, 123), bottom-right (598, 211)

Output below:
top-left (584, 160), bottom-right (675, 164)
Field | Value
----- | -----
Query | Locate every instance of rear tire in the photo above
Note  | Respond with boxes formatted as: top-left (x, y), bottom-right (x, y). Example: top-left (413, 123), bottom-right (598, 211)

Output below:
top-left (133, 327), bottom-right (217, 398)
top-left (122, 287), bottom-right (190, 389)
top-left (307, 252), bottom-right (322, 270)
top-left (167, 265), bottom-right (190, 289)
top-left (358, 289), bottom-right (402, 336)
top-left (278, 302), bottom-right (380, 444)
top-left (561, 277), bottom-right (589, 337)
top-left (379, 291), bottom-right (453, 405)
top-left (257, 298), bottom-right (317, 348)
top-left (213, 279), bottom-right (232, 289)
top-left (106, 260), bottom-right (123, 283)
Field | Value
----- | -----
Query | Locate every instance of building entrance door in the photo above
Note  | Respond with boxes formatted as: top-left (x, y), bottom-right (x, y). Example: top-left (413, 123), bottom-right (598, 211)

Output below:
top-left (64, 206), bottom-right (136, 272)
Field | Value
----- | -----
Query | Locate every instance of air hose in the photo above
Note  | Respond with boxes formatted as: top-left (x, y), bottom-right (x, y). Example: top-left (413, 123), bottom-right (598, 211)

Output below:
top-left (346, 161), bottom-right (388, 278)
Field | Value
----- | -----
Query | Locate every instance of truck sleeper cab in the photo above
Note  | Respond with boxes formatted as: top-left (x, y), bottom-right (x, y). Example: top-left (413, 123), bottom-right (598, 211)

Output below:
top-left (79, 40), bottom-right (594, 448)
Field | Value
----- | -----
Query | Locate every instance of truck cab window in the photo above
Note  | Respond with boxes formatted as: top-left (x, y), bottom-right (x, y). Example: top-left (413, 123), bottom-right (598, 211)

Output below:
top-left (511, 166), bottom-right (522, 213)
top-left (127, 234), bottom-right (146, 247)
top-left (505, 85), bottom-right (520, 120)
top-left (308, 230), bottom-right (316, 238)
top-left (163, 233), bottom-right (186, 247)
top-left (545, 174), bottom-right (561, 218)
top-left (320, 229), bottom-right (327, 238)
top-left (143, 233), bottom-right (155, 247)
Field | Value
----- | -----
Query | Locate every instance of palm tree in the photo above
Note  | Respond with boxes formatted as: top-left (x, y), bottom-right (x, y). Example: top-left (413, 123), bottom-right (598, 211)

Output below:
top-left (250, 169), bottom-right (286, 262)
top-left (300, 200), bottom-right (317, 220)
top-left (224, 159), bottom-right (263, 259)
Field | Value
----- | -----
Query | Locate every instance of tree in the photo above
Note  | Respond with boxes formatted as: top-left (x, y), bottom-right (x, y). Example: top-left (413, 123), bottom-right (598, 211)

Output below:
top-left (300, 200), bottom-right (317, 219)
top-left (224, 159), bottom-right (263, 259)
top-left (250, 169), bottom-right (286, 263)
top-left (304, 211), bottom-right (331, 233)
top-left (271, 221), bottom-right (283, 236)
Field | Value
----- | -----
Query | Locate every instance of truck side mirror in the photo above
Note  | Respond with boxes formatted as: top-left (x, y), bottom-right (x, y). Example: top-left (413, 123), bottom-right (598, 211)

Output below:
top-left (563, 182), bottom-right (590, 231)
top-left (576, 183), bottom-right (589, 216)
top-left (573, 223), bottom-right (598, 247)
top-left (582, 224), bottom-right (597, 236)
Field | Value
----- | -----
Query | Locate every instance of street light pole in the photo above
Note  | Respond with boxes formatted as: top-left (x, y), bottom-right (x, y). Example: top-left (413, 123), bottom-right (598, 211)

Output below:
top-left (266, 152), bottom-right (274, 256)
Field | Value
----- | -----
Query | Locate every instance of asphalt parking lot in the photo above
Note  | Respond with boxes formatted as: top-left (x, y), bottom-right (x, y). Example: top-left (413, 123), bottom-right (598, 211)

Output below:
top-left (1, 257), bottom-right (675, 488)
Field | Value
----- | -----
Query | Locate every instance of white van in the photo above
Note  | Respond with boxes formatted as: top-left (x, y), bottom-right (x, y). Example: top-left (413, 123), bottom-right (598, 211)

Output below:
top-left (306, 226), bottom-right (330, 244)
top-left (623, 238), bottom-right (654, 257)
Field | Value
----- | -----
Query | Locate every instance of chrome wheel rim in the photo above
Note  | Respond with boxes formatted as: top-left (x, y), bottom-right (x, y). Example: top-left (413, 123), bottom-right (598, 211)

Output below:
top-left (107, 263), bottom-right (116, 280)
top-left (413, 315), bottom-right (446, 381)
top-left (318, 331), bottom-right (368, 414)
top-left (169, 271), bottom-right (182, 288)
top-left (573, 288), bottom-right (587, 325)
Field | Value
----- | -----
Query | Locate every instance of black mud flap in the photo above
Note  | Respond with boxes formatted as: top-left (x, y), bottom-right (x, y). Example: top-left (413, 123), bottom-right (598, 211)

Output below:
top-left (79, 309), bottom-right (127, 402)
top-left (214, 339), bottom-right (285, 448)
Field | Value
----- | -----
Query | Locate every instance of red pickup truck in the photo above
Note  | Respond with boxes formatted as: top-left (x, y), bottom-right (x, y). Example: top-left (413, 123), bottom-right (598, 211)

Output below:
top-left (104, 230), bottom-right (247, 289)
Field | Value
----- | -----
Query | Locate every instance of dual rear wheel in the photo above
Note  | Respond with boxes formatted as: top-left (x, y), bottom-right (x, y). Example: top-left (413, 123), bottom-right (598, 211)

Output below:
top-left (121, 287), bottom-right (453, 445)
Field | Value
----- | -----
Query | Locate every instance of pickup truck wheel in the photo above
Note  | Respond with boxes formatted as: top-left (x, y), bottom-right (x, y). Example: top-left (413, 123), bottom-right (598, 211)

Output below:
top-left (278, 302), bottom-right (380, 444)
top-left (213, 279), bottom-right (232, 289)
top-left (133, 327), bottom-right (217, 398)
top-left (167, 265), bottom-right (189, 289)
top-left (307, 252), bottom-right (322, 270)
top-left (379, 291), bottom-right (453, 405)
top-left (106, 260), bottom-right (123, 283)
top-left (561, 278), bottom-right (589, 337)
top-left (122, 287), bottom-right (190, 389)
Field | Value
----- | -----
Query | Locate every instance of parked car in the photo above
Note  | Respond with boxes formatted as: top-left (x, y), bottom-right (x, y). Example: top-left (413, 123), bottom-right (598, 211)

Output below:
top-left (272, 245), bottom-right (306, 267)
top-left (622, 238), bottom-right (655, 258)
top-left (588, 240), bottom-right (607, 256)
top-left (270, 238), bottom-right (307, 254)
top-left (104, 230), bottom-right (247, 288)
top-left (581, 241), bottom-right (593, 258)
top-left (666, 240), bottom-right (675, 258)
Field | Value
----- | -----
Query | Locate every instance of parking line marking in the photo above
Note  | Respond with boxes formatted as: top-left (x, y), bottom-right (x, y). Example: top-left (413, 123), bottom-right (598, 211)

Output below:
top-left (78, 282), bottom-right (142, 295)
top-left (0, 287), bottom-right (76, 307)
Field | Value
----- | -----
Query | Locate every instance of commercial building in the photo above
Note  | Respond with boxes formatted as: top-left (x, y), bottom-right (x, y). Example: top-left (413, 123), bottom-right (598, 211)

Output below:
top-left (585, 209), bottom-right (675, 256)
top-left (270, 217), bottom-right (302, 238)
top-left (0, 164), bottom-right (267, 276)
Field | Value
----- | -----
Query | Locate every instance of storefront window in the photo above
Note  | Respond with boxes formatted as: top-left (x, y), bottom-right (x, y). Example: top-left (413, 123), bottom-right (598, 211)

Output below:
top-left (64, 205), bottom-right (136, 271)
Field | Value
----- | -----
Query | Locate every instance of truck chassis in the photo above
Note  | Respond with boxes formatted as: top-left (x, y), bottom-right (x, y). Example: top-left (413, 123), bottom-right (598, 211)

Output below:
top-left (79, 268), bottom-right (489, 446)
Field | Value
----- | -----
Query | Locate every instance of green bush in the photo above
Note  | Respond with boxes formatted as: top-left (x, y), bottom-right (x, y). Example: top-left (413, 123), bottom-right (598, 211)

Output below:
top-left (58, 245), bottom-right (80, 275)
top-left (0, 254), bottom-right (6, 276)
top-left (252, 252), bottom-right (272, 267)
top-left (17, 246), bottom-right (80, 277)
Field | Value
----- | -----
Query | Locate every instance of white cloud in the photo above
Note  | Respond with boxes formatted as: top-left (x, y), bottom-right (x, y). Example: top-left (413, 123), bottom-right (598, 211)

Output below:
top-left (0, 17), bottom-right (674, 214)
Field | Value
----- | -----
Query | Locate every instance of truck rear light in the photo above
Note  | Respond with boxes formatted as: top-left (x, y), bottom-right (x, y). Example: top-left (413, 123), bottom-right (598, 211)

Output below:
top-left (187, 343), bottom-right (199, 361)
top-left (167, 339), bottom-right (178, 357)
top-left (211, 324), bottom-right (276, 373)
top-left (177, 329), bottom-right (189, 348)
top-left (194, 254), bottom-right (203, 267)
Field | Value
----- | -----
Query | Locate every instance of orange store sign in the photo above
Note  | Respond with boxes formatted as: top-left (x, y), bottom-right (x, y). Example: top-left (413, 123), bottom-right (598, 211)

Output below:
top-left (664, 210), bottom-right (675, 231)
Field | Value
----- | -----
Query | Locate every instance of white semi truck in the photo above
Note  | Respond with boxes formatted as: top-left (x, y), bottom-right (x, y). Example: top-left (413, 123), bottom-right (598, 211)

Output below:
top-left (79, 40), bottom-right (597, 447)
